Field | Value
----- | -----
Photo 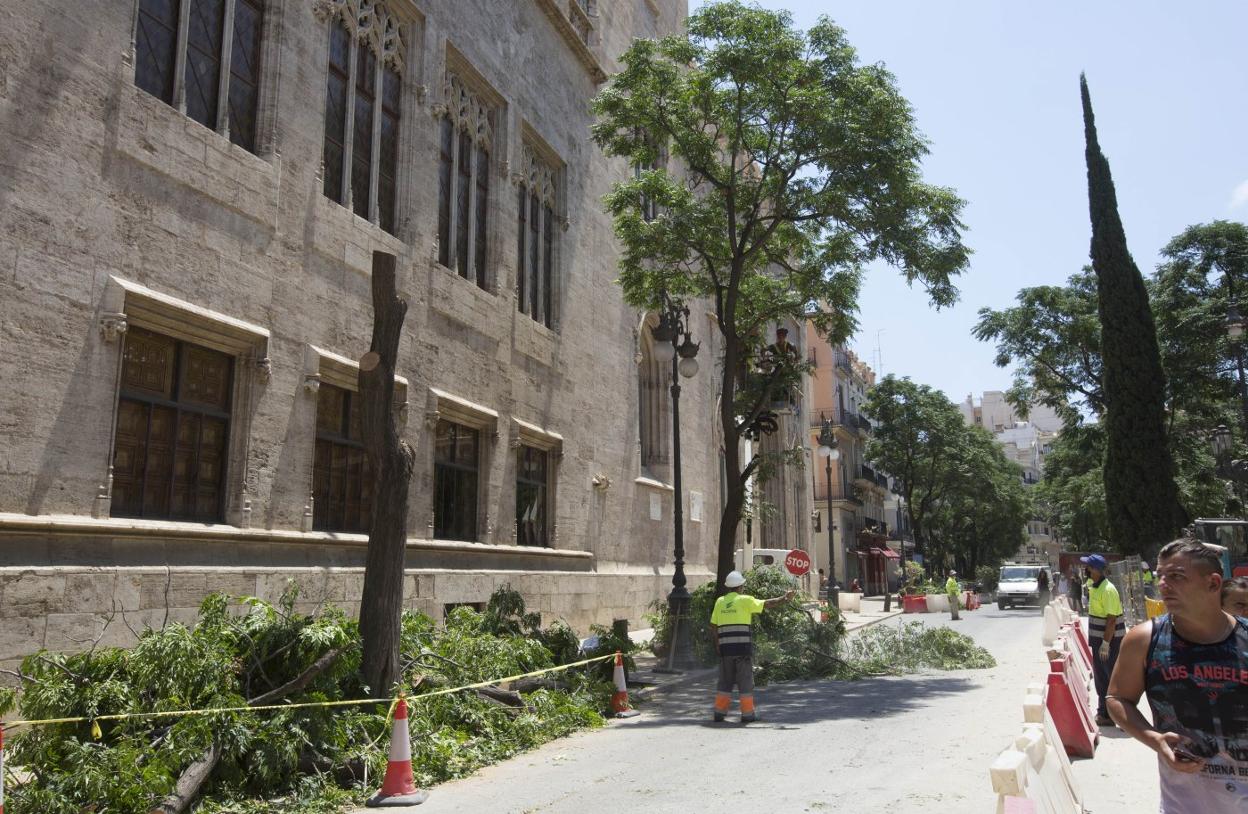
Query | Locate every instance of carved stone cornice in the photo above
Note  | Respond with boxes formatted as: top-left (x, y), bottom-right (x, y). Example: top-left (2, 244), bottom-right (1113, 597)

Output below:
top-left (514, 143), bottom-right (557, 207)
top-left (433, 73), bottom-right (494, 150)
top-left (312, 0), bottom-right (406, 72)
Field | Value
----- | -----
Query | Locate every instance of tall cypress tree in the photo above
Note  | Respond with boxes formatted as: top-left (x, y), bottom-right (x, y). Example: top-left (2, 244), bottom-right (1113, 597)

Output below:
top-left (1081, 75), bottom-right (1183, 554)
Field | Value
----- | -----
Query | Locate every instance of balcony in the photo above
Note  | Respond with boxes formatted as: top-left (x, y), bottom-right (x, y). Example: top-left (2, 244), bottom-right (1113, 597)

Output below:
top-left (854, 413), bottom-right (872, 434)
top-left (859, 464), bottom-right (877, 484)
top-left (834, 349), bottom-right (852, 374)
top-left (814, 483), bottom-right (864, 506)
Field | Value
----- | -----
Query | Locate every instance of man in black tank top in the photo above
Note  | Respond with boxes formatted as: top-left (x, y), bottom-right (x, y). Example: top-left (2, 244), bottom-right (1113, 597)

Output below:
top-left (1107, 538), bottom-right (1248, 813)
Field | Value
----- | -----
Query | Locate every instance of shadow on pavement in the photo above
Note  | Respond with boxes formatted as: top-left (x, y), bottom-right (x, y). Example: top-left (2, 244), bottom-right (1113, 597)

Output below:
top-left (626, 671), bottom-right (980, 730)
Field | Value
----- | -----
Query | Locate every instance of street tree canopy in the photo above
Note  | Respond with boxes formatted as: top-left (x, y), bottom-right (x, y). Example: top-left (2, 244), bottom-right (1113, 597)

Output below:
top-left (591, 1), bottom-right (970, 590)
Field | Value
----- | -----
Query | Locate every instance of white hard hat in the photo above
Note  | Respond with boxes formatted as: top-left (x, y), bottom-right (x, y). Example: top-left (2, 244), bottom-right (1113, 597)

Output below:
top-left (724, 571), bottom-right (746, 588)
top-left (1141, 561), bottom-right (1150, 569)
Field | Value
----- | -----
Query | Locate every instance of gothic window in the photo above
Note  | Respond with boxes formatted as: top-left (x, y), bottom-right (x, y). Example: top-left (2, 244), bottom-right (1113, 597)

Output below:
top-left (515, 446), bottom-right (549, 547)
top-left (435, 72), bottom-right (494, 289)
top-left (434, 420), bottom-right (479, 541)
top-left (638, 315), bottom-right (670, 473)
top-left (318, 0), bottom-right (405, 236)
top-left (112, 327), bottom-right (232, 522)
top-left (313, 384), bottom-right (373, 533)
top-left (133, 0), bottom-right (265, 153)
top-left (632, 129), bottom-right (664, 222)
top-left (515, 143), bottom-right (560, 328)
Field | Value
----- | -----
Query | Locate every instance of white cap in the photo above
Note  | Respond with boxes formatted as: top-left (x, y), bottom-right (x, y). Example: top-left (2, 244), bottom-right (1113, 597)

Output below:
top-left (1142, 561), bottom-right (1150, 569)
top-left (724, 571), bottom-right (746, 588)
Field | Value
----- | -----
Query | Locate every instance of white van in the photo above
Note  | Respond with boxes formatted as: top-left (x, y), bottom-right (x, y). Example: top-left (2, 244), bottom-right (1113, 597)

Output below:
top-left (997, 564), bottom-right (1052, 610)
top-left (734, 548), bottom-right (793, 572)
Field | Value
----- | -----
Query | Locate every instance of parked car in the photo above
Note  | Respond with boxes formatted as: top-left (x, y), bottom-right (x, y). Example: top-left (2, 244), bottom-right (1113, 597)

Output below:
top-left (996, 564), bottom-right (1051, 610)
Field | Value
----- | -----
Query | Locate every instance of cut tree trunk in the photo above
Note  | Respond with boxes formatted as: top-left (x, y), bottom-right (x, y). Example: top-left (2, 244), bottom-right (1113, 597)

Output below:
top-left (358, 250), bottom-right (415, 696)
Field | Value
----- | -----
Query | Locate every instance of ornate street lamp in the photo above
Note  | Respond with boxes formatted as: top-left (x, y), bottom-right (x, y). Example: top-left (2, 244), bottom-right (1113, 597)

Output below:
top-left (816, 416), bottom-right (841, 609)
top-left (655, 291), bottom-right (699, 671)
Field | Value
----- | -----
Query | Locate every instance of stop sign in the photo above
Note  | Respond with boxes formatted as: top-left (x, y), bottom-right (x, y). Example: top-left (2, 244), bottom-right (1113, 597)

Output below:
top-left (785, 549), bottom-right (812, 577)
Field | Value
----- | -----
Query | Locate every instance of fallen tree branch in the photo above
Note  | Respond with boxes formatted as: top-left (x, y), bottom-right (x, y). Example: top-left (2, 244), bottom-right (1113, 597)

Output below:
top-left (148, 647), bottom-right (345, 814)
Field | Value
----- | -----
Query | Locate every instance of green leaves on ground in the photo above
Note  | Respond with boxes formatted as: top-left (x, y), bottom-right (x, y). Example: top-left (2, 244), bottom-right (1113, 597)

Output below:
top-left (0, 585), bottom-right (612, 814)
top-left (647, 566), bottom-right (996, 684)
top-left (846, 622), bottom-right (997, 672)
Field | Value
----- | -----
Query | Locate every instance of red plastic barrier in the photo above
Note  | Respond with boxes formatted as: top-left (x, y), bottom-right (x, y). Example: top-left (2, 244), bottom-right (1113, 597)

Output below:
top-left (963, 591), bottom-right (979, 610)
top-left (1065, 621), bottom-right (1094, 665)
top-left (1046, 653), bottom-right (1098, 758)
top-left (902, 595), bottom-right (928, 614)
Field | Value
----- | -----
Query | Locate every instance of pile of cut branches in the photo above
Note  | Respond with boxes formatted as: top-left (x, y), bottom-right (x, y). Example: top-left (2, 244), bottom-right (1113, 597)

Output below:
top-left (0, 585), bottom-right (616, 814)
top-left (646, 566), bottom-right (996, 683)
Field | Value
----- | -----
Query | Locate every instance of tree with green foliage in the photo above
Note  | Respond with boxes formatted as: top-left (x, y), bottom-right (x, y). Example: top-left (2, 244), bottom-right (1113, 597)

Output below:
top-left (863, 375), bottom-right (968, 559)
top-left (972, 268), bottom-right (1103, 425)
top-left (591, 1), bottom-right (969, 592)
top-left (925, 424), bottom-right (1030, 575)
top-left (1080, 75), bottom-right (1183, 553)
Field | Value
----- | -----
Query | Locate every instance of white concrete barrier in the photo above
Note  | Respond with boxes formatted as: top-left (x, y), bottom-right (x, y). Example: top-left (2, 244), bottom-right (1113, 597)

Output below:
top-left (1024, 684), bottom-right (1083, 811)
top-left (926, 593), bottom-right (949, 612)
top-left (836, 592), bottom-right (862, 613)
top-left (1042, 603), bottom-right (1061, 646)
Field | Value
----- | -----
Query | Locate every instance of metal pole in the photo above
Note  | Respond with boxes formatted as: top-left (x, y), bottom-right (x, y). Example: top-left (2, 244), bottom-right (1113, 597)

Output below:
top-left (665, 333), bottom-right (694, 671)
top-left (827, 455), bottom-right (838, 610)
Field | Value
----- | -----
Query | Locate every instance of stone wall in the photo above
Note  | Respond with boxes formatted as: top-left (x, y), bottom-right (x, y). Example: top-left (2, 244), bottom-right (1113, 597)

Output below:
top-left (0, 0), bottom-right (721, 663)
top-left (0, 562), bottom-right (711, 671)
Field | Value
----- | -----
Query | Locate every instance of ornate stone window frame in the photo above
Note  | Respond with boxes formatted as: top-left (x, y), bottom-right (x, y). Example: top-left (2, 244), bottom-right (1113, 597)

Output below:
top-left (513, 126), bottom-right (565, 331)
top-left (432, 50), bottom-right (502, 291)
top-left (314, 0), bottom-right (420, 234)
top-left (510, 417), bottom-right (561, 547)
top-left (424, 387), bottom-right (498, 542)
top-left (300, 343), bottom-right (409, 532)
top-left (125, 0), bottom-right (281, 155)
top-left (96, 276), bottom-right (270, 527)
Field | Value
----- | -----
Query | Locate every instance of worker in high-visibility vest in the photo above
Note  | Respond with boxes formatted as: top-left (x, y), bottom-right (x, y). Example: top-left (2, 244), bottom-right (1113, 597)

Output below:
top-left (1141, 560), bottom-right (1158, 598)
top-left (945, 570), bottom-right (961, 621)
top-left (1082, 553), bottom-right (1124, 727)
top-left (709, 571), bottom-right (794, 723)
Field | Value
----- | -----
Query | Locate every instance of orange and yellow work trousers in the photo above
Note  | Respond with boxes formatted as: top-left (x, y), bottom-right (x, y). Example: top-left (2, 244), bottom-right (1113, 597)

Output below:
top-left (715, 654), bottom-right (755, 717)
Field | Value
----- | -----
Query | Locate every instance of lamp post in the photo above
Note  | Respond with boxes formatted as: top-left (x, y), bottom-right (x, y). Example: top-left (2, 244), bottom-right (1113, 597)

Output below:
top-left (652, 291), bottom-right (700, 671)
top-left (816, 416), bottom-right (841, 610)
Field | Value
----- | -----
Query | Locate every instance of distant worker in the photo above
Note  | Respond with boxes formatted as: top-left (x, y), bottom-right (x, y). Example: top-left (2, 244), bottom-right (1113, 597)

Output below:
top-left (1142, 560), bottom-right (1158, 598)
top-left (1082, 554), bottom-right (1123, 726)
top-left (1222, 576), bottom-right (1248, 618)
top-left (1108, 539), bottom-right (1248, 813)
top-left (710, 571), bottom-right (795, 723)
top-left (1067, 568), bottom-right (1084, 615)
top-left (849, 578), bottom-right (862, 593)
top-left (946, 570), bottom-right (961, 621)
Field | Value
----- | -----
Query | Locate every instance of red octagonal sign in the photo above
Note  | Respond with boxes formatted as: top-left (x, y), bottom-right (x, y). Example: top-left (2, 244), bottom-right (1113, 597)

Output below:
top-left (785, 549), bottom-right (812, 577)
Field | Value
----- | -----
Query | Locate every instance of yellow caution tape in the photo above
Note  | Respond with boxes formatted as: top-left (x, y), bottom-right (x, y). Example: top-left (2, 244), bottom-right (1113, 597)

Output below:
top-left (2, 652), bottom-right (619, 731)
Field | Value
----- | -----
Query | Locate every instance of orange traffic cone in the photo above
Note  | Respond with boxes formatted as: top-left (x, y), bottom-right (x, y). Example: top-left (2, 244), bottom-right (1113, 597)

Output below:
top-left (611, 651), bottom-right (639, 719)
top-left (366, 697), bottom-right (429, 807)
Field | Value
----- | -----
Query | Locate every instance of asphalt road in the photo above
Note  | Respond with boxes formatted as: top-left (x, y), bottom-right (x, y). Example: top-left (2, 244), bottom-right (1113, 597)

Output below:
top-left (353, 604), bottom-right (1158, 813)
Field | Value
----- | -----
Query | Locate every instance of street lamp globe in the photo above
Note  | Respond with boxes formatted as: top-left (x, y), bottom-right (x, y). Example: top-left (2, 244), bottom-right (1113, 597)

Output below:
top-left (652, 339), bottom-right (676, 364)
top-left (817, 421), bottom-right (839, 460)
top-left (1229, 302), bottom-right (1246, 341)
top-left (678, 356), bottom-right (698, 378)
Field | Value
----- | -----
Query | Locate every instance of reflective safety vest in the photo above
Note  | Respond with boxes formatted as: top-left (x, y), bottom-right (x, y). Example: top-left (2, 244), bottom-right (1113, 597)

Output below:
top-left (1142, 569), bottom-right (1155, 585)
top-left (1087, 578), bottom-right (1125, 640)
top-left (711, 592), bottom-right (765, 657)
top-left (945, 577), bottom-right (960, 597)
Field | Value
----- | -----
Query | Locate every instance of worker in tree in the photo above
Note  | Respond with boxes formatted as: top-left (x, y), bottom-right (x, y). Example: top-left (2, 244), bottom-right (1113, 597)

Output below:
top-left (946, 570), bottom-right (961, 621)
top-left (710, 571), bottom-right (795, 723)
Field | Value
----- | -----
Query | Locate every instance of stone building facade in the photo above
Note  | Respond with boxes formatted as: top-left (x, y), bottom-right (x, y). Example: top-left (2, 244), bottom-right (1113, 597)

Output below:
top-left (0, 0), bottom-right (721, 663)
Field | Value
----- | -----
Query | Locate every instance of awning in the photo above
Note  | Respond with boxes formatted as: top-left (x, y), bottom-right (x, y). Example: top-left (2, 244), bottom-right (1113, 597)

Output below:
top-left (868, 546), bottom-right (900, 560)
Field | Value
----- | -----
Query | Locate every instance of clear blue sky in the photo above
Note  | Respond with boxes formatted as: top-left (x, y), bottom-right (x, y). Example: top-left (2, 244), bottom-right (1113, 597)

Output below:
top-left (691, 0), bottom-right (1248, 403)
